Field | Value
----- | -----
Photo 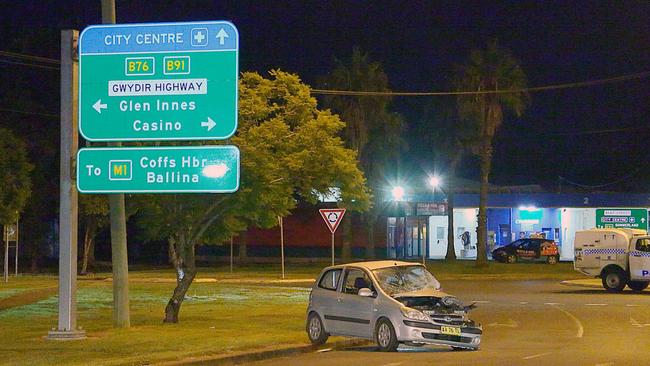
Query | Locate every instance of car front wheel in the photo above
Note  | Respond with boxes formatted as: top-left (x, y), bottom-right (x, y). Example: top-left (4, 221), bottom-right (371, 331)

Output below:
top-left (506, 254), bottom-right (517, 263)
top-left (306, 312), bottom-right (328, 345)
top-left (375, 318), bottom-right (399, 352)
top-left (628, 281), bottom-right (649, 292)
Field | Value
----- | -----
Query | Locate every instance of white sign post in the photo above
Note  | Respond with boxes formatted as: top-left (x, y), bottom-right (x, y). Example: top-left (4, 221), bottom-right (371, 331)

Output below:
top-left (319, 208), bottom-right (346, 265)
top-left (278, 216), bottom-right (285, 279)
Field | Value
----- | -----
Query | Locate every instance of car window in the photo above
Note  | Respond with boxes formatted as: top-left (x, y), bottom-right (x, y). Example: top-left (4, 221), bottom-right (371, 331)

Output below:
top-left (517, 240), bottom-right (530, 249)
top-left (510, 239), bottom-right (523, 247)
top-left (342, 268), bottom-right (374, 295)
top-left (636, 239), bottom-right (650, 252)
top-left (318, 269), bottom-right (342, 291)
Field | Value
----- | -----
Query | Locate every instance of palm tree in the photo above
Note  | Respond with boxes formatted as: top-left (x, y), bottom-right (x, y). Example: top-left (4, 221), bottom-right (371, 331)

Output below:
top-left (420, 99), bottom-right (479, 261)
top-left (321, 47), bottom-right (403, 260)
top-left (455, 40), bottom-right (529, 267)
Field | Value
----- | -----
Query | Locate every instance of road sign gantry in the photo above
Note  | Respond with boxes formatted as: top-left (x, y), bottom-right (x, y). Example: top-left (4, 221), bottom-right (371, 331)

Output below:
top-left (78, 21), bottom-right (238, 141)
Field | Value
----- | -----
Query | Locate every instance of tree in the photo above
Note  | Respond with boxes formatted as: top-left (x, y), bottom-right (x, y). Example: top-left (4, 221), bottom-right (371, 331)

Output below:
top-left (455, 40), bottom-right (529, 266)
top-left (362, 111), bottom-right (404, 258)
top-left (78, 194), bottom-right (109, 274)
top-left (136, 70), bottom-right (370, 323)
top-left (0, 30), bottom-right (59, 272)
top-left (420, 99), bottom-right (480, 261)
top-left (0, 128), bottom-right (33, 225)
top-left (321, 48), bottom-right (405, 259)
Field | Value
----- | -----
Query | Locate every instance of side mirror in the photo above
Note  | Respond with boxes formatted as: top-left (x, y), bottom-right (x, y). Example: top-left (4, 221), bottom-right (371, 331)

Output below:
top-left (358, 288), bottom-right (374, 297)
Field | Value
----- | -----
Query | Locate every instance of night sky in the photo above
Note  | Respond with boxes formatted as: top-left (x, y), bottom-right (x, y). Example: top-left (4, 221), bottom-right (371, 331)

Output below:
top-left (3, 1), bottom-right (650, 191)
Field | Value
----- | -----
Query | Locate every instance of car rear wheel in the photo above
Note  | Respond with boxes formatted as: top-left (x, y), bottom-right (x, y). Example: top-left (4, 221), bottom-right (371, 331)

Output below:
top-left (546, 255), bottom-right (559, 265)
top-left (375, 318), bottom-right (399, 352)
top-left (506, 254), bottom-right (517, 264)
top-left (628, 281), bottom-right (649, 292)
top-left (602, 268), bottom-right (627, 293)
top-left (306, 312), bottom-right (328, 345)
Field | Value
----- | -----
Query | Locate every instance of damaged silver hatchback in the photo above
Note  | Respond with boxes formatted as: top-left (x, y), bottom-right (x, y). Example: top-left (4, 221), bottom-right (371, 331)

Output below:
top-left (306, 260), bottom-right (481, 351)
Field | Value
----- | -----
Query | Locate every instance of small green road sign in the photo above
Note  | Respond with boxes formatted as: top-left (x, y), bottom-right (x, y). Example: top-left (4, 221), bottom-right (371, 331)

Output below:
top-left (79, 21), bottom-right (238, 141)
top-left (596, 209), bottom-right (648, 230)
top-left (77, 146), bottom-right (239, 193)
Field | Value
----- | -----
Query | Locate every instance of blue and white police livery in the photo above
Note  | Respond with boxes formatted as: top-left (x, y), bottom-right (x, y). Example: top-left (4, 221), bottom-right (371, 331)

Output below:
top-left (574, 228), bottom-right (650, 292)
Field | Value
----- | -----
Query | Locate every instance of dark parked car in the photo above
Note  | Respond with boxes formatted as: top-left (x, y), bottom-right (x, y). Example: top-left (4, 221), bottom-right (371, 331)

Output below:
top-left (492, 238), bottom-right (560, 264)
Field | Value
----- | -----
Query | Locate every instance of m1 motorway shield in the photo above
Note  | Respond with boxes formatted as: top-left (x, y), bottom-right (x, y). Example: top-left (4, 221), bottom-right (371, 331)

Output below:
top-left (77, 146), bottom-right (239, 193)
top-left (596, 208), bottom-right (648, 230)
top-left (79, 21), bottom-right (238, 141)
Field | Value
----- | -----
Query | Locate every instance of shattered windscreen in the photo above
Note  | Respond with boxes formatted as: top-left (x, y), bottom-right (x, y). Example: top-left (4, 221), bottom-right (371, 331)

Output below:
top-left (372, 265), bottom-right (441, 296)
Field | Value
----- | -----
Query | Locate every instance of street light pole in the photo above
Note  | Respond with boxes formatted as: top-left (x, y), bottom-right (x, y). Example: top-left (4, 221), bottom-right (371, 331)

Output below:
top-left (428, 175), bottom-right (446, 265)
top-left (391, 186), bottom-right (406, 260)
top-left (48, 29), bottom-right (85, 340)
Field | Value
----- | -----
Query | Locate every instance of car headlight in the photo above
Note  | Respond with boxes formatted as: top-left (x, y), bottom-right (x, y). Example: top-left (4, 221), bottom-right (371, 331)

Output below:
top-left (400, 307), bottom-right (429, 321)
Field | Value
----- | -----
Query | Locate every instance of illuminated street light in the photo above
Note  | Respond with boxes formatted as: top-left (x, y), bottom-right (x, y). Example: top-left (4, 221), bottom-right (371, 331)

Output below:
top-left (391, 186), bottom-right (405, 201)
top-left (429, 175), bottom-right (442, 188)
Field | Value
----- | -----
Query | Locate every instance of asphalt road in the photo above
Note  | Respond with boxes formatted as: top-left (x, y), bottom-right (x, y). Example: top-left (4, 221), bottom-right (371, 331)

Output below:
top-left (250, 280), bottom-right (650, 366)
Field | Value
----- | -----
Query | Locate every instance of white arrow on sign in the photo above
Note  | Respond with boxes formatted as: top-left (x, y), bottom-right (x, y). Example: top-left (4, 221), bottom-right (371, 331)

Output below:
top-left (216, 28), bottom-right (229, 45)
top-left (201, 117), bottom-right (216, 131)
top-left (93, 99), bottom-right (107, 114)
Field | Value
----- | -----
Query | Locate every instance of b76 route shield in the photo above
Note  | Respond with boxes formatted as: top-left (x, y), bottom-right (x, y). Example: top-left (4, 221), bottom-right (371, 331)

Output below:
top-left (79, 21), bottom-right (238, 141)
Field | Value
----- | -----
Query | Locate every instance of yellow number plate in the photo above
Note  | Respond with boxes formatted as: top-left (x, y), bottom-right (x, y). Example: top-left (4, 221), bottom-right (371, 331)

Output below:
top-left (440, 326), bottom-right (461, 336)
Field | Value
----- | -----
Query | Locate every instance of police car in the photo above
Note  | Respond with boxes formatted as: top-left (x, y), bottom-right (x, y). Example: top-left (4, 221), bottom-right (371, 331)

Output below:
top-left (574, 228), bottom-right (650, 292)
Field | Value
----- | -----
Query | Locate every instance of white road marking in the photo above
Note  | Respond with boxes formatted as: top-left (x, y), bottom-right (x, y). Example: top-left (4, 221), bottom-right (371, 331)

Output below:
top-left (550, 305), bottom-right (584, 338)
top-left (380, 363), bottom-right (403, 366)
top-left (522, 352), bottom-right (552, 360)
top-left (629, 317), bottom-right (650, 327)
top-left (472, 300), bottom-right (491, 303)
top-left (626, 304), bottom-right (642, 307)
top-left (594, 363), bottom-right (613, 366)
top-left (316, 348), bottom-right (332, 353)
top-left (520, 301), bottom-right (528, 305)
top-left (544, 302), bottom-right (563, 306)
top-left (487, 319), bottom-right (518, 328)
top-left (585, 303), bottom-right (608, 306)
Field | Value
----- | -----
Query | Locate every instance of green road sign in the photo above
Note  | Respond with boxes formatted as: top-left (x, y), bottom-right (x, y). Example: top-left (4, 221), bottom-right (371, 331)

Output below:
top-left (596, 208), bottom-right (648, 230)
top-left (77, 146), bottom-right (239, 193)
top-left (79, 21), bottom-right (238, 141)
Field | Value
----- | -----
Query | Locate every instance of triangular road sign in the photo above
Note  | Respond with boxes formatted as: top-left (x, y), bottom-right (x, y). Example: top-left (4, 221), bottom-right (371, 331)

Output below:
top-left (319, 208), bottom-right (346, 234)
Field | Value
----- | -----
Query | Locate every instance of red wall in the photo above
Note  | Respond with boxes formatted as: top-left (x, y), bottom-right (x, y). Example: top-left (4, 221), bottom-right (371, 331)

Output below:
top-left (235, 206), bottom-right (386, 250)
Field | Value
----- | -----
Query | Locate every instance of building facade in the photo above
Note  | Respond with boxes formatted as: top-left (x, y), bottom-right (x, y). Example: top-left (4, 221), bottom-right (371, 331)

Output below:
top-left (386, 192), bottom-right (650, 261)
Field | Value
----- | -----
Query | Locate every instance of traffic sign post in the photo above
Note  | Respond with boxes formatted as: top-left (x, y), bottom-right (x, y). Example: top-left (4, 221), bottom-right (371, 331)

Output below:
top-left (77, 146), bottom-right (240, 193)
top-left (68, 19), bottom-right (240, 337)
top-left (79, 21), bottom-right (238, 141)
top-left (319, 208), bottom-right (346, 265)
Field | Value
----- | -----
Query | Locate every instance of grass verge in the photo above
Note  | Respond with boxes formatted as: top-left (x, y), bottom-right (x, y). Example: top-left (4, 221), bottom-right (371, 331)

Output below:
top-left (0, 280), bottom-right (315, 366)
